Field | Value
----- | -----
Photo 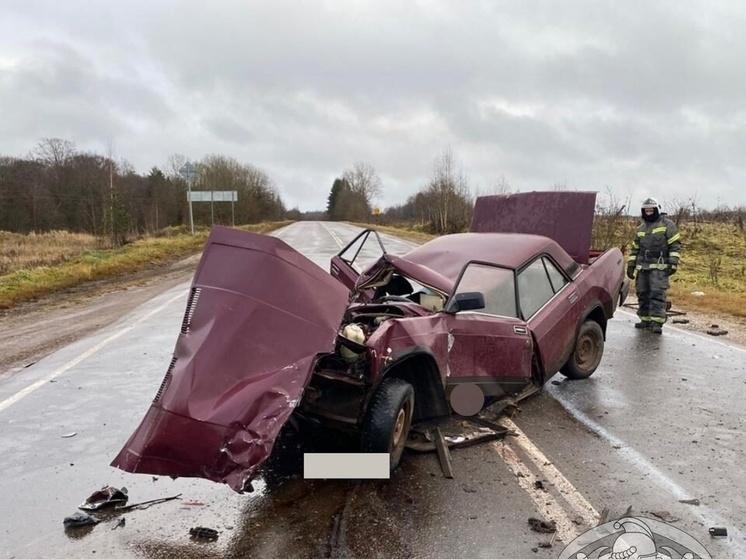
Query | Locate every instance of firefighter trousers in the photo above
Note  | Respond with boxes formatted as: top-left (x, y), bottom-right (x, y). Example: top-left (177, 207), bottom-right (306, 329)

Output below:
top-left (636, 269), bottom-right (669, 324)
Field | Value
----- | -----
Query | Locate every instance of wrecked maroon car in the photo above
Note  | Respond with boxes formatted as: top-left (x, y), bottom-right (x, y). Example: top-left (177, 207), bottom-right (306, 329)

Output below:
top-left (111, 191), bottom-right (628, 493)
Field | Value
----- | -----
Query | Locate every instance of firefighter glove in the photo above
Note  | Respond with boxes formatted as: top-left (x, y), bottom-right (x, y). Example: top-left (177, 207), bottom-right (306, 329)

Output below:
top-left (668, 265), bottom-right (677, 276)
top-left (626, 266), bottom-right (635, 280)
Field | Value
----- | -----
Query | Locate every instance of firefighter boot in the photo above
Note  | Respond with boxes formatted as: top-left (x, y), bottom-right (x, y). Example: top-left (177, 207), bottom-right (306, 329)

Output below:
top-left (634, 321), bottom-right (649, 329)
top-left (650, 323), bottom-right (663, 334)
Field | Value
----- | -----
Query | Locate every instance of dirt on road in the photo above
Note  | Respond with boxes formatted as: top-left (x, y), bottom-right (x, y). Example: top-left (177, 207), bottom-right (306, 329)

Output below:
top-left (1, 256), bottom-right (745, 378)
top-left (0, 254), bottom-right (201, 376)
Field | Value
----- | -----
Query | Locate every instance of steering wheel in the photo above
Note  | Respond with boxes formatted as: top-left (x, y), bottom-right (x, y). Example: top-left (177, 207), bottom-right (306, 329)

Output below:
top-left (376, 295), bottom-right (412, 303)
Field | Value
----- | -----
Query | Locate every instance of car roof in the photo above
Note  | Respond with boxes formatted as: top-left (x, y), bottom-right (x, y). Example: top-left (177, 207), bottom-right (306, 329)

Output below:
top-left (387, 232), bottom-right (574, 294)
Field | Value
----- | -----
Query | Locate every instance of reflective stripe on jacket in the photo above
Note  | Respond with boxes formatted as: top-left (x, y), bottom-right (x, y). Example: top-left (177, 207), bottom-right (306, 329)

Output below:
top-left (627, 217), bottom-right (681, 271)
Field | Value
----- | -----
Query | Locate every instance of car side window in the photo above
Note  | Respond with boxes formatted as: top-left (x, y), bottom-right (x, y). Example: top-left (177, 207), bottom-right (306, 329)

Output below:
top-left (543, 257), bottom-right (568, 293)
top-left (517, 257), bottom-right (566, 319)
top-left (453, 262), bottom-right (517, 318)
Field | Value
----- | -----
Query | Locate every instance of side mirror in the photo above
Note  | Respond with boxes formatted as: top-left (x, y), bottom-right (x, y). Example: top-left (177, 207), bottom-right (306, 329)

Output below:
top-left (444, 291), bottom-right (486, 314)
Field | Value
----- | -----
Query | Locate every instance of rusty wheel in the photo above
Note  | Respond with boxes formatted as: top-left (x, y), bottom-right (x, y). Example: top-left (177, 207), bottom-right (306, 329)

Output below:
top-left (560, 320), bottom-right (604, 380)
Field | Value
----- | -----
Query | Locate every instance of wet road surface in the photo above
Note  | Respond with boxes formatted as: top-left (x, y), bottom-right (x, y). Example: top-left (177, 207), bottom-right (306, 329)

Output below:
top-left (1, 221), bottom-right (744, 558)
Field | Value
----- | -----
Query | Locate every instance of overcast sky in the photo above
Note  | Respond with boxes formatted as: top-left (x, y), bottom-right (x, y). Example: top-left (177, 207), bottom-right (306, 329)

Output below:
top-left (2, 1), bottom-right (745, 212)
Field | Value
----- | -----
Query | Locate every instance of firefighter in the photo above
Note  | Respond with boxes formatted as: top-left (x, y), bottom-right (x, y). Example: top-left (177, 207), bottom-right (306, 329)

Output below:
top-left (626, 198), bottom-right (681, 333)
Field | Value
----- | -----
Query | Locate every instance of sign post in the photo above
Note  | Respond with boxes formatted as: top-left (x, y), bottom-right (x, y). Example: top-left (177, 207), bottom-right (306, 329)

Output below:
top-left (187, 191), bottom-right (238, 227)
top-left (178, 162), bottom-right (198, 234)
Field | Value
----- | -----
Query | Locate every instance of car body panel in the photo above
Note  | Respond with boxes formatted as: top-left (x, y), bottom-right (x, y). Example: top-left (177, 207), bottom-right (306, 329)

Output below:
top-left (110, 226), bottom-right (350, 492)
top-left (470, 191), bottom-right (597, 264)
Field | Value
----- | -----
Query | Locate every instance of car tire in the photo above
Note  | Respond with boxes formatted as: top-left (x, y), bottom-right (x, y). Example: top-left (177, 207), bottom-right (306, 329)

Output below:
top-left (560, 320), bottom-right (604, 380)
top-left (361, 378), bottom-right (415, 471)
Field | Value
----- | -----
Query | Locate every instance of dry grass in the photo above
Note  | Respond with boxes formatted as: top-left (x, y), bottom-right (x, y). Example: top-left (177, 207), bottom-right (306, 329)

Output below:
top-left (348, 221), bottom-right (437, 244)
top-left (666, 223), bottom-right (746, 318)
top-left (0, 222), bottom-right (292, 309)
top-left (0, 230), bottom-right (105, 275)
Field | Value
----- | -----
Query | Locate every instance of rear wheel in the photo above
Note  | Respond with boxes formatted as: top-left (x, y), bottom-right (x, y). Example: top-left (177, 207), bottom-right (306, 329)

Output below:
top-left (361, 378), bottom-right (415, 470)
top-left (561, 320), bottom-right (604, 380)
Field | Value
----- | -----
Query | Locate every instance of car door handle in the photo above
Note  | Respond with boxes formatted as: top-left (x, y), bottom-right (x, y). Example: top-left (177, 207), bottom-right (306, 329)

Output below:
top-left (567, 291), bottom-right (579, 303)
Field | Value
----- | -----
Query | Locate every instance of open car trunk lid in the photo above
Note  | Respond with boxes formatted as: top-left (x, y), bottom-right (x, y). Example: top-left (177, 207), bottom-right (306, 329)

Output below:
top-left (111, 226), bottom-right (349, 492)
top-left (470, 191), bottom-right (597, 264)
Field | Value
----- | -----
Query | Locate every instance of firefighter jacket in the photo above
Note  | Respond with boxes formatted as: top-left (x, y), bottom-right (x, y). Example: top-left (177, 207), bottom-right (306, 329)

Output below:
top-left (627, 217), bottom-right (682, 272)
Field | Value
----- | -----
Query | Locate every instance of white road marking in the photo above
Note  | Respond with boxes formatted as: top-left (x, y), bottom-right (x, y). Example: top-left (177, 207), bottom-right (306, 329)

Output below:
top-left (491, 419), bottom-right (600, 545)
top-left (501, 418), bottom-right (599, 525)
top-left (0, 291), bottom-right (185, 413)
top-left (319, 222), bottom-right (345, 248)
top-left (492, 441), bottom-right (583, 544)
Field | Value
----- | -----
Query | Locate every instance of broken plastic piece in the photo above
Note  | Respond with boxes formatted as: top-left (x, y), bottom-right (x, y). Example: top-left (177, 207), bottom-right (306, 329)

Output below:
top-left (61, 432), bottom-right (77, 438)
top-left (79, 486), bottom-right (129, 511)
top-left (709, 527), bottom-right (727, 537)
top-left (190, 526), bottom-right (219, 540)
top-left (63, 511), bottom-right (99, 529)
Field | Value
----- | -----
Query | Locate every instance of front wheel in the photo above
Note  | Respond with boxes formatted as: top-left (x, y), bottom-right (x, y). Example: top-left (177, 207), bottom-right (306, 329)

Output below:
top-left (361, 378), bottom-right (415, 471)
top-left (561, 320), bottom-right (604, 380)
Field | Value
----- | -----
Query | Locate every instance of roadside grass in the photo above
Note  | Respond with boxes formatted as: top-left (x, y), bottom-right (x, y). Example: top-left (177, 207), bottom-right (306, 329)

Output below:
top-left (2, 219), bottom-right (744, 319)
top-left (0, 222), bottom-right (292, 309)
top-left (348, 221), bottom-right (437, 244)
top-left (666, 222), bottom-right (746, 318)
top-left (0, 230), bottom-right (105, 274)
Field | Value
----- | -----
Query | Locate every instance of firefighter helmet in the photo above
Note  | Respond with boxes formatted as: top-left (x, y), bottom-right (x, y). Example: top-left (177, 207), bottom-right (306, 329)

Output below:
top-left (641, 197), bottom-right (661, 222)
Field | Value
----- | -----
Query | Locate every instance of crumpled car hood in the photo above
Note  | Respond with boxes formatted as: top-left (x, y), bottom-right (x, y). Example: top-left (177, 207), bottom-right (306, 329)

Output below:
top-left (111, 226), bottom-right (349, 492)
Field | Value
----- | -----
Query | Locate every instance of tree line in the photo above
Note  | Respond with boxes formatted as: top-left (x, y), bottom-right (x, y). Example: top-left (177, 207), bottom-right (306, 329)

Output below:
top-left (4, 139), bottom-right (742, 245)
top-left (0, 138), bottom-right (287, 244)
top-left (327, 149), bottom-right (491, 235)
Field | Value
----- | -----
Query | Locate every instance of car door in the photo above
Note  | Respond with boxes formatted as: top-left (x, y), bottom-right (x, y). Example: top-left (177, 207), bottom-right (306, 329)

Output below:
top-left (517, 255), bottom-right (577, 376)
top-left (444, 261), bottom-right (533, 399)
top-left (330, 229), bottom-right (386, 291)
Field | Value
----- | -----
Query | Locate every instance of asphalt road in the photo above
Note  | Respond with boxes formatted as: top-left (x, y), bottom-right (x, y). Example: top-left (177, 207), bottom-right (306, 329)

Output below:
top-left (1, 221), bottom-right (744, 559)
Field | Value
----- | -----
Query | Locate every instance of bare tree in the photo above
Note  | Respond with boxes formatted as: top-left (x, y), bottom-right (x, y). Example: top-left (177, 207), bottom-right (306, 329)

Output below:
top-left (31, 138), bottom-right (76, 167)
top-left (474, 174), bottom-right (512, 198)
top-left (592, 187), bottom-right (634, 251)
top-left (165, 153), bottom-right (188, 179)
top-left (491, 174), bottom-right (512, 194)
top-left (552, 180), bottom-right (568, 191)
top-left (342, 161), bottom-right (382, 209)
top-left (426, 148), bottom-right (472, 233)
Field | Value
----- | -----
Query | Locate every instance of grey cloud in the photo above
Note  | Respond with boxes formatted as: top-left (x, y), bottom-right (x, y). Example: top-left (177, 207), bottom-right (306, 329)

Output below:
top-left (2, 0), bottom-right (746, 211)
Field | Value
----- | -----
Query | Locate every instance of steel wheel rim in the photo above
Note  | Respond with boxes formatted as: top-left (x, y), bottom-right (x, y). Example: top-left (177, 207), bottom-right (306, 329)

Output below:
top-left (576, 331), bottom-right (598, 370)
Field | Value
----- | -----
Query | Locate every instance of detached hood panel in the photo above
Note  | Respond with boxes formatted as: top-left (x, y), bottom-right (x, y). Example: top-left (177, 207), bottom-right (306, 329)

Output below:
top-left (111, 226), bottom-right (349, 492)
